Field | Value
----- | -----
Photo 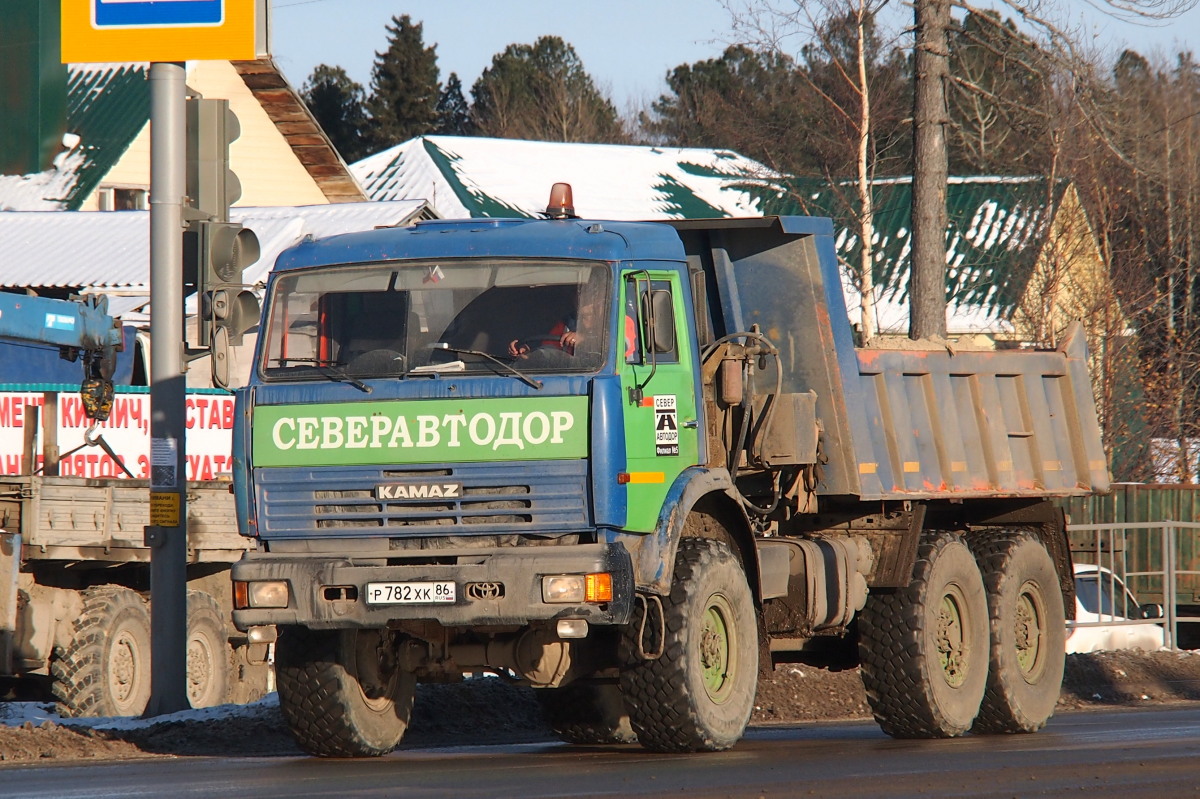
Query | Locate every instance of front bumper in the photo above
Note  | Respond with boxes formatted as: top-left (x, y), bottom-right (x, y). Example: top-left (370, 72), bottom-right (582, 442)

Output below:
top-left (231, 541), bottom-right (634, 631)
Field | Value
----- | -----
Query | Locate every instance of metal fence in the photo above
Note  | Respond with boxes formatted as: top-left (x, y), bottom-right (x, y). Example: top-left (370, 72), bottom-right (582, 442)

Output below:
top-left (1067, 521), bottom-right (1200, 651)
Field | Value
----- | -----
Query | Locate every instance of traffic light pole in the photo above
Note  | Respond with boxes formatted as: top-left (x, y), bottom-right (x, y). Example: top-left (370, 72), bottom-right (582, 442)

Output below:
top-left (143, 61), bottom-right (190, 717)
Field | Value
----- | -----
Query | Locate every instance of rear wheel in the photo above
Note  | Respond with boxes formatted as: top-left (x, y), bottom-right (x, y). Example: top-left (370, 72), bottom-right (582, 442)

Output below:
top-left (276, 626), bottom-right (415, 757)
top-left (52, 586), bottom-right (152, 717)
top-left (858, 532), bottom-right (988, 738)
top-left (537, 682), bottom-right (637, 744)
top-left (620, 538), bottom-right (757, 752)
top-left (970, 531), bottom-right (1065, 733)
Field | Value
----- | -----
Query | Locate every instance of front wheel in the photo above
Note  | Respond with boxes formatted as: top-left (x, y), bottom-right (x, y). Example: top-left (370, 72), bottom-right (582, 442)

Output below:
top-left (858, 531), bottom-right (989, 738)
top-left (620, 538), bottom-right (757, 752)
top-left (276, 626), bottom-right (415, 757)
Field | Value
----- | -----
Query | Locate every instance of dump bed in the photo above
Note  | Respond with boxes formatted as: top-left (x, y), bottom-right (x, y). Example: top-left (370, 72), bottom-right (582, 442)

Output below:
top-left (667, 216), bottom-right (1110, 502)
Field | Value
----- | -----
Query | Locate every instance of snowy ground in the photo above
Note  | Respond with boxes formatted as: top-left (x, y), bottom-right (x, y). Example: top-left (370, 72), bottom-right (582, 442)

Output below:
top-left (0, 694), bottom-right (283, 732)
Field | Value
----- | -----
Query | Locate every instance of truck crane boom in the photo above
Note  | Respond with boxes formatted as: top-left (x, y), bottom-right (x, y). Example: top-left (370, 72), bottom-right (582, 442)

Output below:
top-left (0, 292), bottom-right (124, 420)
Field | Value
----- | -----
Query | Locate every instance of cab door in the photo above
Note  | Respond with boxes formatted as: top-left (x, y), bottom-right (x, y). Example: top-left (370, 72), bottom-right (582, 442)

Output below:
top-left (618, 270), bottom-right (700, 533)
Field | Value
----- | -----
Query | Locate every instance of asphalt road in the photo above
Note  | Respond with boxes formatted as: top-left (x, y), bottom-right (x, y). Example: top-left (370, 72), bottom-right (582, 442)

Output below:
top-left (3, 706), bottom-right (1199, 799)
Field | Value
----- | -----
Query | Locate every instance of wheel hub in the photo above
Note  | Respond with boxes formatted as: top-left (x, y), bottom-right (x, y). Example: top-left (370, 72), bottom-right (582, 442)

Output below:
top-left (1014, 584), bottom-right (1043, 676)
top-left (354, 630), bottom-right (400, 710)
top-left (700, 597), bottom-right (733, 701)
top-left (187, 638), bottom-right (213, 701)
top-left (936, 591), bottom-right (968, 688)
top-left (110, 632), bottom-right (139, 705)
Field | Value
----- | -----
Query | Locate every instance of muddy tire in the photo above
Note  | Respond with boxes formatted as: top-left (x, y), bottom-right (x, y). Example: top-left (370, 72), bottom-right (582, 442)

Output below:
top-left (276, 626), bottom-right (415, 757)
top-left (970, 531), bottom-right (1065, 734)
top-left (858, 532), bottom-right (988, 738)
top-left (51, 586), bottom-right (152, 718)
top-left (185, 590), bottom-right (230, 709)
top-left (537, 682), bottom-right (637, 745)
top-left (620, 538), bottom-right (757, 752)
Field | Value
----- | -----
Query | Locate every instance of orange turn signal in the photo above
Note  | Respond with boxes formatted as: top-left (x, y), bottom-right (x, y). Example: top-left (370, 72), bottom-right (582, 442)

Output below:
top-left (233, 580), bottom-right (249, 610)
top-left (585, 572), bottom-right (613, 603)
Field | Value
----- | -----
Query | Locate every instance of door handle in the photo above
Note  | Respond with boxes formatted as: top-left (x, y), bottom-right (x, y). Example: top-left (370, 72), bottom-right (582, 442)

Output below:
top-left (682, 420), bottom-right (698, 429)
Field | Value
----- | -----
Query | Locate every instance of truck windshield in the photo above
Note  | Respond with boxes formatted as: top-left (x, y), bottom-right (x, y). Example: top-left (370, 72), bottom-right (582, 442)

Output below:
top-left (259, 259), bottom-right (611, 381)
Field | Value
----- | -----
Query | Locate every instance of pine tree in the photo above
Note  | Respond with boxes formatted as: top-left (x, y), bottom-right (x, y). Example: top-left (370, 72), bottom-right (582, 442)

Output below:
top-left (365, 15), bottom-right (441, 149)
top-left (947, 10), bottom-right (1052, 174)
top-left (436, 73), bottom-right (472, 136)
top-left (470, 36), bottom-right (625, 143)
top-left (641, 45), bottom-right (808, 172)
top-left (300, 64), bottom-right (370, 164)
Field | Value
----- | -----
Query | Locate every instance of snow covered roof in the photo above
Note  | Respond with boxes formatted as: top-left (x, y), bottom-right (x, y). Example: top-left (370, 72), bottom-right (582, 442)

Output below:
top-left (352, 136), bottom-right (775, 220)
top-left (755, 177), bottom-right (1071, 336)
top-left (0, 201), bottom-right (435, 307)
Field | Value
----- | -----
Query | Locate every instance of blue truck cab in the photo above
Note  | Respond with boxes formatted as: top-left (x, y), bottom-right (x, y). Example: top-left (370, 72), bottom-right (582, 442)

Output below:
top-left (231, 212), bottom-right (710, 630)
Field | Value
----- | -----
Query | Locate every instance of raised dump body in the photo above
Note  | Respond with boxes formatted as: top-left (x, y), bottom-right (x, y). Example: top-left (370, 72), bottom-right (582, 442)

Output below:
top-left (670, 216), bottom-right (1109, 502)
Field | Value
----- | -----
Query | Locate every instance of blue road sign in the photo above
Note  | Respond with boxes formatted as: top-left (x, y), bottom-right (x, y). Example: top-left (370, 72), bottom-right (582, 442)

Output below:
top-left (92, 0), bottom-right (224, 29)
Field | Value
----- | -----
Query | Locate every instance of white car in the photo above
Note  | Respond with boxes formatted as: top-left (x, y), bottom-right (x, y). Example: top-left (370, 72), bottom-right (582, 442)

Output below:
top-left (1066, 563), bottom-right (1166, 654)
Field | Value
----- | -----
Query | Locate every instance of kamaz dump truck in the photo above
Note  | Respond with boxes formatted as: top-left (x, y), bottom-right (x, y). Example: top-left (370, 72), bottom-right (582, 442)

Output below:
top-left (229, 188), bottom-right (1109, 756)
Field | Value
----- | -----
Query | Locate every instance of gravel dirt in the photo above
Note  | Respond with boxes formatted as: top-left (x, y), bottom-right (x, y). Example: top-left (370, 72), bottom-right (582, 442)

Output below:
top-left (3, 649), bottom-right (1199, 765)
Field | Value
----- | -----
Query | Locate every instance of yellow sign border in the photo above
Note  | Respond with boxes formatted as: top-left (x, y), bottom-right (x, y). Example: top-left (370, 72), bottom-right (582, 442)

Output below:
top-left (150, 491), bottom-right (181, 527)
top-left (61, 0), bottom-right (257, 63)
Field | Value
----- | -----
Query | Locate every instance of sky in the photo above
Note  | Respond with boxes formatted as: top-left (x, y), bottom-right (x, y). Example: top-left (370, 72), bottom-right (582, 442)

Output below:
top-left (267, 1), bottom-right (1200, 112)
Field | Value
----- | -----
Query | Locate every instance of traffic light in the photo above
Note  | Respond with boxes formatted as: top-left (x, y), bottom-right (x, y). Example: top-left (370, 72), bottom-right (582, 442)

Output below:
top-left (183, 96), bottom-right (260, 350)
top-left (185, 97), bottom-right (240, 222)
top-left (185, 221), bottom-right (260, 347)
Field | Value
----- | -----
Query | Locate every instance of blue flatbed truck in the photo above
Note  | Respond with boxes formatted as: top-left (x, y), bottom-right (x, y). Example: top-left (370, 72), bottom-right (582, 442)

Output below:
top-left (229, 190), bottom-right (1109, 755)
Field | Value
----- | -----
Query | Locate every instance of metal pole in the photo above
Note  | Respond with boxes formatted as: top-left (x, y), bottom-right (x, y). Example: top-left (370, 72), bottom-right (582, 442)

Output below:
top-left (1167, 523), bottom-right (1178, 650)
top-left (144, 61), bottom-right (190, 716)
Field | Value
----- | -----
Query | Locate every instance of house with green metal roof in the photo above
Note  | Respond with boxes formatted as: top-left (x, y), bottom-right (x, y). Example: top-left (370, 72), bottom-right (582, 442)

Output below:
top-left (752, 176), bottom-right (1116, 342)
top-left (352, 135), bottom-right (776, 221)
top-left (0, 59), bottom-right (364, 212)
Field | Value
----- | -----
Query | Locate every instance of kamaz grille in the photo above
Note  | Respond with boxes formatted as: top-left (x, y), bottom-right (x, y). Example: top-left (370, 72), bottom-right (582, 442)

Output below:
top-left (254, 460), bottom-right (590, 538)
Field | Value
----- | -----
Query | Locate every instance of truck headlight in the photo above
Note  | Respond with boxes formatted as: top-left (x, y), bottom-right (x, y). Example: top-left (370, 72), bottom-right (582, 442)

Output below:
top-left (542, 573), bottom-right (613, 604)
top-left (234, 580), bottom-right (290, 609)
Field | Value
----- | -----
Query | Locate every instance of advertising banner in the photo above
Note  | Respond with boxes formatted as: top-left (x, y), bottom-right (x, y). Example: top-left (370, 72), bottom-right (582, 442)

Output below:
top-left (0, 390), bottom-right (234, 481)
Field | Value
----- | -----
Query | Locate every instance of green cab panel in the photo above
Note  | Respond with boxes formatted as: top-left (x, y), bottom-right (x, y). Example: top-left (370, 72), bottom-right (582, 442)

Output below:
top-left (619, 270), bottom-right (701, 532)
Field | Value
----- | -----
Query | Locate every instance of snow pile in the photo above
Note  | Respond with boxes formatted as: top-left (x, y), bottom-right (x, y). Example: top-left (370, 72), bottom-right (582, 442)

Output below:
top-left (0, 693), bottom-right (282, 731)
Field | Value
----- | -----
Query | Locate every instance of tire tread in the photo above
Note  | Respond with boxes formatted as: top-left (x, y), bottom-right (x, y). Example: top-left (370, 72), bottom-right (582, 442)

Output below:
top-left (621, 538), bottom-right (756, 753)
top-left (51, 585), bottom-right (151, 718)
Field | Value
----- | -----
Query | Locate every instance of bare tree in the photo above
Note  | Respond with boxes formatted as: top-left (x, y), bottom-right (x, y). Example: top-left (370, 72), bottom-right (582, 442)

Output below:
top-left (721, 0), bottom-right (903, 341)
top-left (908, 0), bottom-right (1197, 341)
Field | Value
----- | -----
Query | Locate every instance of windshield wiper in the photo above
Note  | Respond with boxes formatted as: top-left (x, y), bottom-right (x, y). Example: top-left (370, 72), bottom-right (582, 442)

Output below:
top-left (318, 365), bottom-right (372, 393)
top-left (269, 356), bottom-right (374, 393)
top-left (427, 343), bottom-right (542, 389)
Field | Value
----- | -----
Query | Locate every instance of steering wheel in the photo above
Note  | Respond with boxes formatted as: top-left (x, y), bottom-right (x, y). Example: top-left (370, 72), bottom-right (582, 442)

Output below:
top-left (521, 346), bottom-right (575, 369)
top-left (509, 337), bottom-right (559, 355)
top-left (345, 349), bottom-right (405, 376)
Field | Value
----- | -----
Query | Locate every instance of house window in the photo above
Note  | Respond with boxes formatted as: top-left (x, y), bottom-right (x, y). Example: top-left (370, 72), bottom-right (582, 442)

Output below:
top-left (97, 186), bottom-right (148, 211)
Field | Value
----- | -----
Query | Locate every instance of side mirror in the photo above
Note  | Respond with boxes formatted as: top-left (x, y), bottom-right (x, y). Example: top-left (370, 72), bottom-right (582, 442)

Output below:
top-left (1139, 603), bottom-right (1164, 621)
